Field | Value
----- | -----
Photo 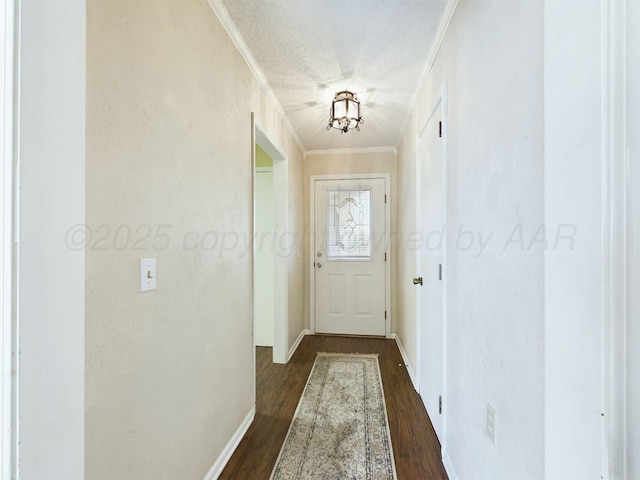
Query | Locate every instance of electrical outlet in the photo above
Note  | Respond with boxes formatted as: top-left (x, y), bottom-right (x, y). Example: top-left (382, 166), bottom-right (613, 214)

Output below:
top-left (487, 404), bottom-right (497, 445)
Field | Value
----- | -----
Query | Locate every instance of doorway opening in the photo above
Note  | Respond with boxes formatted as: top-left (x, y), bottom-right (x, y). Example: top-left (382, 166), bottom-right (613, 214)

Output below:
top-left (252, 118), bottom-right (288, 366)
top-left (254, 147), bottom-right (274, 348)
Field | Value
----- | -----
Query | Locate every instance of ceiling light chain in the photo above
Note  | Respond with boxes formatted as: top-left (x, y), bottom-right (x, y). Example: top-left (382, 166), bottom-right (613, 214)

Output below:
top-left (327, 90), bottom-right (363, 133)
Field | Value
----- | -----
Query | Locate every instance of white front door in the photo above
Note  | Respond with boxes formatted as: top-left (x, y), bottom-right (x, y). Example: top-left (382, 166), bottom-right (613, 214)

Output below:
top-left (313, 178), bottom-right (387, 336)
top-left (417, 100), bottom-right (445, 442)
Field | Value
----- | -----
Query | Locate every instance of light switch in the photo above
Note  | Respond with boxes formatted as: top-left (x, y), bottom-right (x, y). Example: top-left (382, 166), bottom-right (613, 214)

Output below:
top-left (140, 258), bottom-right (156, 292)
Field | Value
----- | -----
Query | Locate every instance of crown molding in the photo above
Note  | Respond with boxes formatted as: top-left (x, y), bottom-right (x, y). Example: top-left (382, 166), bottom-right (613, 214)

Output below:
top-left (206, 0), bottom-right (306, 154)
top-left (304, 146), bottom-right (398, 159)
top-left (396, 0), bottom-right (459, 148)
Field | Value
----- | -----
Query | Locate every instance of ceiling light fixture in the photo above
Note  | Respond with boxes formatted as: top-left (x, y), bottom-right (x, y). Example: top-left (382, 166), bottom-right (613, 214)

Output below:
top-left (327, 90), bottom-right (363, 133)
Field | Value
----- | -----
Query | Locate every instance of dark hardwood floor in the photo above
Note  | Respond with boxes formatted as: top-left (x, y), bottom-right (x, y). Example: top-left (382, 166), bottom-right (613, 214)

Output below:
top-left (219, 335), bottom-right (448, 480)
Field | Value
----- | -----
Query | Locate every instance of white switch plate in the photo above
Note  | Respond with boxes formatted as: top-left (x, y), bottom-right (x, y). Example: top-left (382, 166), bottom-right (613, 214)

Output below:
top-left (487, 404), bottom-right (497, 445)
top-left (140, 258), bottom-right (156, 292)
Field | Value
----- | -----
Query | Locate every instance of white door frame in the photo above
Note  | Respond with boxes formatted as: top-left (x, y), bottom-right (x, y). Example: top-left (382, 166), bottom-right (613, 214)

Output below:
top-left (415, 80), bottom-right (448, 453)
top-left (1, 0), bottom-right (16, 477)
top-left (602, 0), bottom-right (628, 476)
top-left (252, 117), bottom-right (288, 370)
top-left (309, 173), bottom-right (392, 338)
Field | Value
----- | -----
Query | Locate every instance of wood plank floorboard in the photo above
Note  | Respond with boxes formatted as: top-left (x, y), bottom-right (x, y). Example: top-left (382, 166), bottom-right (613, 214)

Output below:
top-left (219, 334), bottom-right (448, 479)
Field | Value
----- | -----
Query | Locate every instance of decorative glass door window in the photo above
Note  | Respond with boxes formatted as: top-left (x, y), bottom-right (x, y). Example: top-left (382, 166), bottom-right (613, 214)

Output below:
top-left (326, 189), bottom-right (372, 260)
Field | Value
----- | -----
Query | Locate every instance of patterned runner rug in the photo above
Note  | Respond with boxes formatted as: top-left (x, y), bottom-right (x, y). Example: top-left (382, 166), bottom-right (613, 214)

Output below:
top-left (270, 353), bottom-right (397, 480)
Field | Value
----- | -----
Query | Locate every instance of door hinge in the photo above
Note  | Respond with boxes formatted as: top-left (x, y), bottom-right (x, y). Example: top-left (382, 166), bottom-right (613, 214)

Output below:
top-left (438, 264), bottom-right (442, 280)
top-left (384, 194), bottom-right (387, 204)
top-left (439, 121), bottom-right (442, 138)
top-left (384, 310), bottom-right (387, 320)
top-left (384, 252), bottom-right (387, 262)
top-left (439, 395), bottom-right (443, 414)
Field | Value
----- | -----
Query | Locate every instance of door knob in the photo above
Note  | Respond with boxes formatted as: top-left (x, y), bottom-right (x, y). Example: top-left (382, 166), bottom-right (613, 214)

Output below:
top-left (413, 277), bottom-right (423, 286)
top-left (317, 262), bottom-right (322, 269)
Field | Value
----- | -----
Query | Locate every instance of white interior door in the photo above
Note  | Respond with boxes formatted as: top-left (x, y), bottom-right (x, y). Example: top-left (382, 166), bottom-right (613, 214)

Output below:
top-left (417, 101), bottom-right (445, 442)
top-left (314, 178), bottom-right (386, 336)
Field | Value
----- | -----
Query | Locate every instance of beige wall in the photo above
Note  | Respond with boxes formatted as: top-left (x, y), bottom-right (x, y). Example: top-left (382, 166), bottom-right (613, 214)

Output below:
top-left (286, 151), bottom-right (305, 350)
top-left (396, 1), bottom-right (544, 478)
top-left (303, 151), bottom-right (397, 333)
top-left (86, 1), bottom-right (303, 478)
top-left (255, 144), bottom-right (273, 167)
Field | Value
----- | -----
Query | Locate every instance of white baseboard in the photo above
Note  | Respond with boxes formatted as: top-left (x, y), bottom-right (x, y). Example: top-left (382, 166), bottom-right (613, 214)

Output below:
top-left (442, 448), bottom-right (460, 480)
top-left (287, 329), bottom-right (309, 362)
top-left (202, 407), bottom-right (255, 480)
top-left (391, 333), bottom-right (418, 391)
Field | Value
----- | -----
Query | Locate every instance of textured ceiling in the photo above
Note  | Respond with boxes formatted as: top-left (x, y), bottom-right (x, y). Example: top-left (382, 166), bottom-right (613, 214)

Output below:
top-left (220, 0), bottom-right (448, 151)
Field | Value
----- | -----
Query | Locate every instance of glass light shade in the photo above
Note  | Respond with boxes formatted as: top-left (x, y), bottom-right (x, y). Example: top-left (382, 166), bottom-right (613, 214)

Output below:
top-left (327, 90), bottom-right (363, 133)
top-left (334, 100), bottom-right (347, 119)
